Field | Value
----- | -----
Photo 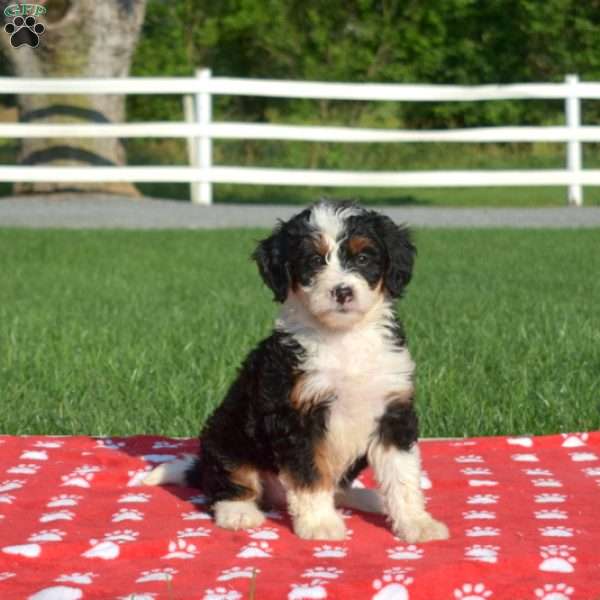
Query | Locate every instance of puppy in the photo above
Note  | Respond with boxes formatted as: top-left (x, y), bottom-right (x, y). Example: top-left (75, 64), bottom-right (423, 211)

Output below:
top-left (145, 200), bottom-right (448, 542)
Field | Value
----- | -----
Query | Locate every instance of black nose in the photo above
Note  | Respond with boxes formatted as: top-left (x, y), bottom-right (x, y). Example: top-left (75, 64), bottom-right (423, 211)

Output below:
top-left (332, 284), bottom-right (354, 304)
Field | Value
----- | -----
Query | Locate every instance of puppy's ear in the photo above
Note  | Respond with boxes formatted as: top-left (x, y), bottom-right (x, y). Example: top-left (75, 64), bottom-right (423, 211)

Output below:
top-left (252, 224), bottom-right (290, 302)
top-left (376, 216), bottom-right (416, 298)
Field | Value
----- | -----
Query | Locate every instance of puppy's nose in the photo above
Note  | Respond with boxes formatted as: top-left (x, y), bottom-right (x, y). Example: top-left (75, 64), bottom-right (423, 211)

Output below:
top-left (332, 284), bottom-right (354, 304)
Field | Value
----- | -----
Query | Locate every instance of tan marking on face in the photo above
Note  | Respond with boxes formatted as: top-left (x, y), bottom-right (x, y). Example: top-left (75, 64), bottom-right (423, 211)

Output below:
top-left (314, 233), bottom-right (332, 257)
top-left (348, 235), bottom-right (375, 255)
top-left (229, 465), bottom-right (262, 501)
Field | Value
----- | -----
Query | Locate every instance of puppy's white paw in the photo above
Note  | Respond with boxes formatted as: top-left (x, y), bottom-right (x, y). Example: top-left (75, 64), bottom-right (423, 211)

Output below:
top-left (293, 510), bottom-right (347, 541)
top-left (214, 500), bottom-right (265, 531)
top-left (394, 513), bottom-right (449, 543)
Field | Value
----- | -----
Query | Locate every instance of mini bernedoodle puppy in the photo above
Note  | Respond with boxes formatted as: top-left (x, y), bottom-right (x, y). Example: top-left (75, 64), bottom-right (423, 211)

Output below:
top-left (145, 200), bottom-right (449, 543)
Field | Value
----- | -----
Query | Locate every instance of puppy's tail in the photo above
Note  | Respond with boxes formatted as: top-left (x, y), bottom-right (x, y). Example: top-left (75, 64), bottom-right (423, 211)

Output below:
top-left (143, 454), bottom-right (196, 487)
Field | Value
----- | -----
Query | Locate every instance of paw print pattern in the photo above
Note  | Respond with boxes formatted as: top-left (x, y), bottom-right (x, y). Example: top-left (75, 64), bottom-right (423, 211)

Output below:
top-left (313, 545), bottom-right (347, 558)
top-left (95, 438), bottom-right (126, 450)
top-left (288, 580), bottom-right (328, 600)
top-left (534, 583), bottom-right (574, 600)
top-left (119, 492), bottom-right (151, 504)
top-left (302, 566), bottom-right (343, 580)
top-left (461, 468), bottom-right (492, 476)
top-left (0, 572), bottom-right (16, 582)
top-left (387, 544), bottom-right (424, 560)
top-left (112, 508), bottom-right (144, 522)
top-left (55, 572), bottom-right (97, 585)
top-left (0, 494), bottom-right (15, 504)
top-left (61, 466), bottom-right (101, 488)
top-left (202, 588), bottom-right (242, 600)
top-left (510, 453), bottom-right (539, 462)
top-left (136, 567), bottom-right (178, 583)
top-left (47, 494), bottom-right (82, 508)
top-left (181, 510), bottom-right (212, 521)
top-left (535, 493), bottom-right (566, 503)
top-left (467, 494), bottom-right (499, 505)
top-left (523, 468), bottom-right (554, 476)
top-left (7, 464), bottom-right (40, 475)
top-left (39, 509), bottom-right (75, 523)
top-left (127, 468), bottom-right (152, 487)
top-left (582, 467), bottom-right (600, 477)
top-left (539, 526), bottom-right (574, 538)
top-left (539, 545), bottom-right (576, 573)
top-left (465, 545), bottom-right (500, 564)
top-left (152, 440), bottom-right (183, 449)
top-left (162, 539), bottom-right (199, 559)
top-left (569, 452), bottom-right (598, 462)
top-left (82, 530), bottom-right (139, 560)
top-left (237, 541), bottom-right (273, 559)
top-left (453, 583), bottom-right (493, 599)
top-left (533, 478), bottom-right (563, 488)
top-left (34, 441), bottom-right (63, 449)
top-left (455, 455), bottom-right (484, 463)
top-left (19, 450), bottom-right (48, 461)
top-left (463, 510), bottom-right (496, 520)
top-left (372, 568), bottom-right (413, 600)
top-left (465, 526), bottom-right (500, 537)
top-left (217, 566), bottom-right (260, 581)
top-left (28, 529), bottom-right (66, 543)
top-left (0, 480), bottom-right (25, 493)
top-left (535, 509), bottom-right (568, 520)
top-left (248, 527), bottom-right (280, 540)
top-left (177, 527), bottom-right (211, 538)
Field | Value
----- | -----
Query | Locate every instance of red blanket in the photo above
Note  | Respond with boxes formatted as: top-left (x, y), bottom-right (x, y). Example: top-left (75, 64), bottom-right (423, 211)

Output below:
top-left (1, 433), bottom-right (599, 600)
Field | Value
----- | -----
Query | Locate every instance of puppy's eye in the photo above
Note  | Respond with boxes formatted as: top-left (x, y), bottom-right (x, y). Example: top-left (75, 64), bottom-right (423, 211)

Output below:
top-left (355, 253), bottom-right (370, 265)
top-left (309, 254), bottom-right (326, 267)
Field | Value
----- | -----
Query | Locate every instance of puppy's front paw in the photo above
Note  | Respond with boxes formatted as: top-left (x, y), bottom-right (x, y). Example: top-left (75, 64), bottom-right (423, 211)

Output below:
top-left (293, 511), bottom-right (347, 541)
top-left (214, 500), bottom-right (265, 531)
top-left (394, 513), bottom-right (449, 543)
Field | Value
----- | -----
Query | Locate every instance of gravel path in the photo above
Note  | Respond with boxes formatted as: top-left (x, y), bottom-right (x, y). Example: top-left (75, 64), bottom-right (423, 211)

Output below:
top-left (1, 194), bottom-right (600, 229)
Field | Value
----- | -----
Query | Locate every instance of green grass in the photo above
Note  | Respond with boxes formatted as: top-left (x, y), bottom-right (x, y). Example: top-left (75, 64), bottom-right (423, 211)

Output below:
top-left (1, 228), bottom-right (599, 438)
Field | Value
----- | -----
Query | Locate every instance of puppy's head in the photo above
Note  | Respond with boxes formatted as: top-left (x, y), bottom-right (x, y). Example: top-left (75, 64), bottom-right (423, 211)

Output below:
top-left (253, 201), bottom-right (415, 329)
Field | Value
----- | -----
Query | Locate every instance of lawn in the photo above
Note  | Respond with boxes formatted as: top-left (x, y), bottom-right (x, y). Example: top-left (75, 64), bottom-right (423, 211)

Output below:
top-left (1, 228), bottom-right (599, 438)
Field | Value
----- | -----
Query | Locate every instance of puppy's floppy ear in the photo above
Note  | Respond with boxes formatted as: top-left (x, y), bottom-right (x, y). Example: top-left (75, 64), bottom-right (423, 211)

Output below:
top-left (375, 216), bottom-right (416, 298)
top-left (252, 223), bottom-right (290, 302)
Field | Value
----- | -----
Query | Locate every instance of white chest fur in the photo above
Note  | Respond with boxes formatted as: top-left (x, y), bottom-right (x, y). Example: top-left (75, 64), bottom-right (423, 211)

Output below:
top-left (283, 313), bottom-right (415, 481)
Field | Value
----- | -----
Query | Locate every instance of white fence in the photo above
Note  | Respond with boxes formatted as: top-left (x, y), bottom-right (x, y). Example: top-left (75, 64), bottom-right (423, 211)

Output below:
top-left (1, 71), bottom-right (599, 205)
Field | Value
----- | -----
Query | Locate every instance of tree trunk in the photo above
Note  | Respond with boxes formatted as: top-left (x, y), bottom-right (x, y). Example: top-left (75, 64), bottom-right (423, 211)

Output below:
top-left (0, 0), bottom-right (146, 196)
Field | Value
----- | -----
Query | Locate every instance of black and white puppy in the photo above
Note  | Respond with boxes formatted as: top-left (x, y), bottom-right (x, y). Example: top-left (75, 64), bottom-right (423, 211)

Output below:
top-left (145, 201), bottom-right (448, 543)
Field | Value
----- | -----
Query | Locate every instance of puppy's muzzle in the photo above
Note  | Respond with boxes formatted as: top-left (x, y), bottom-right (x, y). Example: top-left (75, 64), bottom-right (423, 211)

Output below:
top-left (331, 284), bottom-right (354, 305)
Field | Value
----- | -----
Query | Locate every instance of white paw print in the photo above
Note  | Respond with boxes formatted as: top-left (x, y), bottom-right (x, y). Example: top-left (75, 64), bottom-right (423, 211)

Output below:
top-left (177, 526), bottom-right (211, 538)
top-left (182, 510), bottom-right (212, 520)
top-left (61, 466), bottom-right (101, 488)
top-left (119, 492), bottom-right (151, 504)
top-left (468, 480), bottom-right (498, 487)
top-left (511, 453), bottom-right (539, 462)
top-left (582, 466), bottom-right (600, 477)
top-left (465, 545), bottom-right (499, 564)
top-left (463, 510), bottom-right (496, 520)
top-left (467, 494), bottom-right (499, 505)
top-left (47, 494), bottom-right (82, 508)
top-left (202, 587), bottom-right (242, 600)
top-left (465, 526), bottom-right (500, 537)
top-left (136, 567), bottom-right (178, 583)
top-left (539, 526), bottom-right (573, 538)
top-left (162, 539), bottom-right (199, 559)
top-left (535, 509), bottom-right (567, 520)
top-left (561, 433), bottom-right (588, 447)
top-left (55, 572), bottom-right (97, 585)
top-left (453, 583), bottom-right (493, 599)
top-left (535, 493), bottom-right (566, 504)
top-left (95, 438), bottom-right (126, 450)
top-left (127, 468), bottom-right (152, 487)
top-left (569, 452), bottom-right (597, 462)
top-left (20, 450), bottom-right (48, 461)
top-left (455, 455), bottom-right (484, 463)
top-left (372, 568), bottom-right (413, 600)
top-left (534, 583), bottom-right (574, 600)
top-left (532, 478), bottom-right (563, 488)
top-left (288, 580), bottom-right (327, 600)
top-left (461, 468), bottom-right (492, 476)
top-left (539, 545), bottom-right (576, 573)
top-left (82, 530), bottom-right (139, 560)
top-left (28, 529), bottom-right (66, 542)
top-left (302, 566), bottom-right (343, 580)
top-left (217, 566), bottom-right (260, 581)
top-left (152, 440), bottom-right (183, 449)
top-left (7, 464), bottom-right (40, 475)
top-left (39, 510), bottom-right (75, 523)
top-left (313, 544), bottom-right (347, 558)
top-left (237, 541), bottom-right (272, 559)
top-left (0, 572), bottom-right (16, 582)
top-left (112, 508), bottom-right (144, 522)
top-left (0, 480), bottom-right (24, 493)
top-left (247, 527), bottom-right (280, 540)
top-left (387, 545), bottom-right (424, 560)
top-left (0, 494), bottom-right (15, 504)
top-left (523, 468), bottom-right (553, 476)
top-left (34, 441), bottom-right (63, 449)
top-left (507, 436), bottom-right (533, 447)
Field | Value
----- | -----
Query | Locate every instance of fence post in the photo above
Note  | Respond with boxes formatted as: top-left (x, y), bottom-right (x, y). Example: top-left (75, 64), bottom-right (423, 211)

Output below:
top-left (565, 74), bottom-right (583, 206)
top-left (193, 68), bottom-right (212, 205)
top-left (183, 94), bottom-right (200, 203)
